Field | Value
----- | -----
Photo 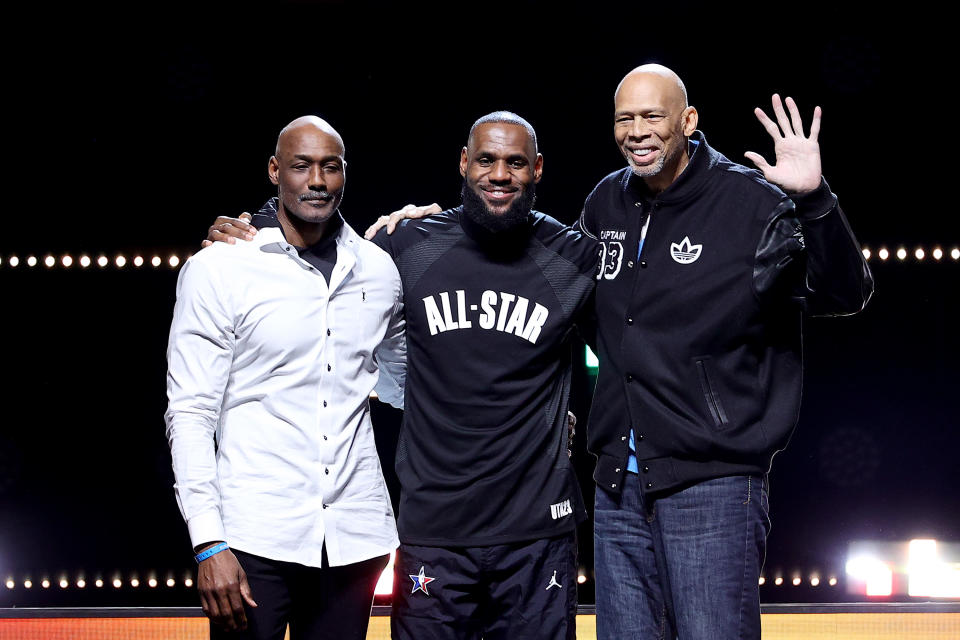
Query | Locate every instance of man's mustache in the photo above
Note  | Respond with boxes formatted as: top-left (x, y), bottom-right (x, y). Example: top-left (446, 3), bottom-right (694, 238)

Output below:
top-left (299, 192), bottom-right (333, 202)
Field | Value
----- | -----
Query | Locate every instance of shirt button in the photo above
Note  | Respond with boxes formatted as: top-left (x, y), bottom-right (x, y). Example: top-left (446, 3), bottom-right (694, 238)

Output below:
top-left (325, 468), bottom-right (330, 475)
top-left (323, 504), bottom-right (329, 509)
top-left (621, 435), bottom-right (627, 441)
top-left (627, 260), bottom-right (634, 268)
top-left (327, 329), bottom-right (331, 336)
top-left (636, 433), bottom-right (644, 441)
top-left (323, 400), bottom-right (327, 407)
top-left (323, 435), bottom-right (328, 440)
top-left (646, 482), bottom-right (653, 489)
top-left (634, 202), bottom-right (642, 208)
top-left (327, 364), bottom-right (332, 371)
top-left (611, 483), bottom-right (617, 489)
top-left (615, 468), bottom-right (621, 473)
top-left (626, 317), bottom-right (633, 325)
top-left (642, 465), bottom-right (649, 473)
top-left (640, 261), bottom-right (648, 268)
top-left (625, 374), bottom-right (633, 382)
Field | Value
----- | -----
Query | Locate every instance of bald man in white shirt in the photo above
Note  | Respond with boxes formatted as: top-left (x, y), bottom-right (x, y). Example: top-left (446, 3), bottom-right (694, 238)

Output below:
top-left (165, 116), bottom-right (405, 640)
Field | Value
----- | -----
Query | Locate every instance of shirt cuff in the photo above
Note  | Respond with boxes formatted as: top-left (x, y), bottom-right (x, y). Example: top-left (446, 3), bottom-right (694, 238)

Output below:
top-left (792, 178), bottom-right (837, 222)
top-left (187, 510), bottom-right (226, 549)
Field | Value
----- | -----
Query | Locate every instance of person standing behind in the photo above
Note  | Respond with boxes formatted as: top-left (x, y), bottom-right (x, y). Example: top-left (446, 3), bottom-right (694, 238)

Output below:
top-left (165, 115), bottom-right (405, 639)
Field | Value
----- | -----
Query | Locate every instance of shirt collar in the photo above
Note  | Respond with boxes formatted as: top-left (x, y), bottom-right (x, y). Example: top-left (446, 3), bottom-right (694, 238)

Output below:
top-left (252, 197), bottom-right (344, 252)
top-left (250, 198), bottom-right (361, 262)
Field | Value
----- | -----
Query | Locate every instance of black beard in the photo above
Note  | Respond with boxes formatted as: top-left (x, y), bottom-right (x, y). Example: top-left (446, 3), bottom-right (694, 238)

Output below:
top-left (460, 179), bottom-right (535, 233)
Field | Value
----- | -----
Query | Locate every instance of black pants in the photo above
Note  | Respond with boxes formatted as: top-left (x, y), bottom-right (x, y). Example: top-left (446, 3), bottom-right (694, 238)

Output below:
top-left (210, 548), bottom-right (389, 640)
top-left (390, 532), bottom-right (578, 640)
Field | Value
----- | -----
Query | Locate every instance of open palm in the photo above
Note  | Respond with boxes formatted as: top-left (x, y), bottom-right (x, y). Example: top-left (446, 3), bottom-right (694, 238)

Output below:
top-left (745, 94), bottom-right (822, 195)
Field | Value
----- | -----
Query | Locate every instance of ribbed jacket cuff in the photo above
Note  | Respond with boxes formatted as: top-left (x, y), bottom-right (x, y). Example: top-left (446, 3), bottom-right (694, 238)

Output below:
top-left (792, 177), bottom-right (837, 221)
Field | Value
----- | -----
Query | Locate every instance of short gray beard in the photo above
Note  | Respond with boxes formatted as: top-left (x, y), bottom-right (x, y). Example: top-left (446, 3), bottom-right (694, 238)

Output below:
top-left (627, 129), bottom-right (687, 179)
top-left (628, 152), bottom-right (667, 178)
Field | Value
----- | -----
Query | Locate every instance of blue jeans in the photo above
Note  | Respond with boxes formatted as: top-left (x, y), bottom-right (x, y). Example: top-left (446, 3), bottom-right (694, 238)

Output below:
top-left (594, 473), bottom-right (770, 640)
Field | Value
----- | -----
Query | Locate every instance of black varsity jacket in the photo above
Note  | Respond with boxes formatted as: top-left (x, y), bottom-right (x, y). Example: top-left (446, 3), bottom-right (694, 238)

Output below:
top-left (578, 131), bottom-right (874, 498)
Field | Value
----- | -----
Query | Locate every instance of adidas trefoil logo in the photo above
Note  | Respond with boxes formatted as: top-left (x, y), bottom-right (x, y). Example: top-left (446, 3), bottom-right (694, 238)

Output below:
top-left (670, 236), bottom-right (702, 264)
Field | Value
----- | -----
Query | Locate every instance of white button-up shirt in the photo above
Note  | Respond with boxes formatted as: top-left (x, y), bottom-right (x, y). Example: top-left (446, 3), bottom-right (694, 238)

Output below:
top-left (165, 219), bottom-right (404, 568)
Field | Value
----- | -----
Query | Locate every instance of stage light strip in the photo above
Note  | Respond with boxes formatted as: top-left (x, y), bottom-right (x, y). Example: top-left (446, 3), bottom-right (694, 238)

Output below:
top-left (756, 573), bottom-right (839, 587)
top-left (1, 566), bottom-right (596, 594)
top-left (1, 574), bottom-right (194, 590)
top-left (0, 569), bottom-right (847, 592)
top-left (24, 568), bottom-right (960, 593)
top-left (2, 569), bottom-right (852, 591)
top-left (0, 247), bottom-right (958, 271)
top-left (0, 253), bottom-right (192, 270)
top-left (861, 246), bottom-right (960, 262)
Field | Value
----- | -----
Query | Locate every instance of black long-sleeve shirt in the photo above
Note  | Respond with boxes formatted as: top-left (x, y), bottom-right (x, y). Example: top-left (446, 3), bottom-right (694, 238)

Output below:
top-left (373, 208), bottom-right (597, 546)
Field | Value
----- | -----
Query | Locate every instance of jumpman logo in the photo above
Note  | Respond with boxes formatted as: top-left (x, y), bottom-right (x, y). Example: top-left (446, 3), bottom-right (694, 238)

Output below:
top-left (545, 570), bottom-right (562, 590)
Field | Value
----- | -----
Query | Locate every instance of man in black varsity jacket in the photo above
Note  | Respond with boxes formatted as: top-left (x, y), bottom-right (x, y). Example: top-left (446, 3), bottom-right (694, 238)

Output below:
top-left (206, 112), bottom-right (596, 640)
top-left (579, 64), bottom-right (873, 640)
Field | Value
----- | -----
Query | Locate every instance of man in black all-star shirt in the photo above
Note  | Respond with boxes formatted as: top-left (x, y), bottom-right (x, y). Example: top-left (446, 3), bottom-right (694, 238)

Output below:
top-left (371, 112), bottom-right (596, 640)
top-left (206, 112), bottom-right (596, 640)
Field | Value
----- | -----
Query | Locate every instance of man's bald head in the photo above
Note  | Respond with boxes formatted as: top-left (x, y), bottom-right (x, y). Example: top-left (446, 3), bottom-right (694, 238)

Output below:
top-left (613, 63), bottom-right (698, 192)
top-left (275, 115), bottom-right (345, 158)
top-left (268, 115), bottom-right (347, 243)
top-left (615, 64), bottom-right (688, 111)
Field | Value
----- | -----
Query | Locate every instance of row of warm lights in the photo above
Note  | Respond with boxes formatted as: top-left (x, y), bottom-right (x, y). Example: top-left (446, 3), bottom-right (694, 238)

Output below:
top-left (0, 254), bottom-right (185, 269)
top-left (7, 571), bottom-right (835, 591)
top-left (2, 248), bottom-right (957, 269)
top-left (862, 247), bottom-right (960, 262)
top-left (759, 575), bottom-right (839, 587)
top-left (4, 572), bottom-right (838, 592)
top-left (5, 576), bottom-right (194, 589)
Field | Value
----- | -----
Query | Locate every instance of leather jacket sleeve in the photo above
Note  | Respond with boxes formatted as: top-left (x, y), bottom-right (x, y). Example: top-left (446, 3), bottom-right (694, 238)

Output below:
top-left (754, 178), bottom-right (874, 316)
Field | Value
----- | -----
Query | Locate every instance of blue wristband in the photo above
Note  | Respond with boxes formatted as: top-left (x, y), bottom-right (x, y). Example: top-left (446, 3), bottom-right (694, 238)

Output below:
top-left (195, 542), bottom-right (229, 563)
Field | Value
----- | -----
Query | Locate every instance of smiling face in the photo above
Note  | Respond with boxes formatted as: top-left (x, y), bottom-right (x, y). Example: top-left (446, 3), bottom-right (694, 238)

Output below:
top-left (614, 70), bottom-right (698, 193)
top-left (460, 122), bottom-right (543, 218)
top-left (268, 121), bottom-right (346, 228)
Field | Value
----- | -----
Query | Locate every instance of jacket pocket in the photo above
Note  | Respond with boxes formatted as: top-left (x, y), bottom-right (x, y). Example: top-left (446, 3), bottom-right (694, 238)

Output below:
top-left (694, 356), bottom-right (730, 430)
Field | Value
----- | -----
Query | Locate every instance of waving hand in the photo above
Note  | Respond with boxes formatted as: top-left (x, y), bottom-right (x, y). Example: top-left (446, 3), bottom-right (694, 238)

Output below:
top-left (745, 94), bottom-right (822, 195)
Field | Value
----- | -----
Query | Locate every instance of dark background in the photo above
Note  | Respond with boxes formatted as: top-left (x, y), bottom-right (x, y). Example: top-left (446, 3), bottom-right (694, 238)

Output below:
top-left (1, 0), bottom-right (956, 607)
